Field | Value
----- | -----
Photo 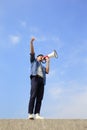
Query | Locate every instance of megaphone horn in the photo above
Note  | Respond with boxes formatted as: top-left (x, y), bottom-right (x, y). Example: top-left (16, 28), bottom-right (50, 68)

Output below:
top-left (42, 50), bottom-right (58, 63)
top-left (47, 50), bottom-right (58, 58)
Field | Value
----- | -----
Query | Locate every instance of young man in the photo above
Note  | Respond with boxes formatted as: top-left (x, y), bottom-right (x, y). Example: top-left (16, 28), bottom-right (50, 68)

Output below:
top-left (28, 37), bottom-right (50, 119)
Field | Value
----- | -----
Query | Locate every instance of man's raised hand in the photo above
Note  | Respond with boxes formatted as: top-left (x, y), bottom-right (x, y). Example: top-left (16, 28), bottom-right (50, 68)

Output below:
top-left (31, 37), bottom-right (35, 43)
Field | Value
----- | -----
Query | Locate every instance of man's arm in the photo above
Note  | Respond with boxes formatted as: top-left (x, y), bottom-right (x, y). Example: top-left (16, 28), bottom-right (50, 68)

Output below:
top-left (30, 37), bottom-right (35, 54)
top-left (46, 58), bottom-right (50, 74)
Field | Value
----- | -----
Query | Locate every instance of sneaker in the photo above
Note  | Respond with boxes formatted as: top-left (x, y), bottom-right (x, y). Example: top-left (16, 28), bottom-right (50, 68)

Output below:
top-left (28, 114), bottom-right (34, 120)
top-left (35, 113), bottom-right (44, 119)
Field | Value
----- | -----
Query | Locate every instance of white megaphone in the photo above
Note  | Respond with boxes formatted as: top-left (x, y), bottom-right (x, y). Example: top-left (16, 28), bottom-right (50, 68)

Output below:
top-left (47, 50), bottom-right (58, 59)
top-left (42, 50), bottom-right (58, 63)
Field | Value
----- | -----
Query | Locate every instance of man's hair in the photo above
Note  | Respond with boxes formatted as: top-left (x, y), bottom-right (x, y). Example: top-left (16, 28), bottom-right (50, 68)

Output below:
top-left (37, 54), bottom-right (44, 57)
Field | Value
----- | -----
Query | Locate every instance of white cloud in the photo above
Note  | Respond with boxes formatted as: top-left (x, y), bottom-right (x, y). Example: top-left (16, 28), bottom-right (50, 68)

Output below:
top-left (48, 87), bottom-right (63, 99)
top-left (30, 27), bottom-right (40, 33)
top-left (36, 35), bottom-right (47, 42)
top-left (20, 21), bottom-right (27, 28)
top-left (29, 27), bottom-right (63, 47)
top-left (60, 90), bottom-right (87, 119)
top-left (64, 42), bottom-right (87, 68)
top-left (9, 35), bottom-right (21, 45)
top-left (29, 34), bottom-right (48, 42)
top-left (44, 80), bottom-right (87, 118)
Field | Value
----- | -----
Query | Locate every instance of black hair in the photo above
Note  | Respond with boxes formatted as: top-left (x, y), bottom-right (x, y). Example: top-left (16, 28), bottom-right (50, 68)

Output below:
top-left (37, 54), bottom-right (44, 57)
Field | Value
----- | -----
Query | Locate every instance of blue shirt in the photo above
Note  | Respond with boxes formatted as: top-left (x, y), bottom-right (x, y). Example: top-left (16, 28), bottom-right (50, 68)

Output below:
top-left (30, 53), bottom-right (46, 85)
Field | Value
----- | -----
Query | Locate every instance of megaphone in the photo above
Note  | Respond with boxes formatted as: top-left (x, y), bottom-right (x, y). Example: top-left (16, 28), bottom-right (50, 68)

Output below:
top-left (42, 50), bottom-right (58, 63)
top-left (47, 50), bottom-right (58, 58)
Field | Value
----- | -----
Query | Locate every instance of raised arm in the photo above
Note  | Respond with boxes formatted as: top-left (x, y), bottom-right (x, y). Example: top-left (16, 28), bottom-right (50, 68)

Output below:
top-left (30, 37), bottom-right (35, 54)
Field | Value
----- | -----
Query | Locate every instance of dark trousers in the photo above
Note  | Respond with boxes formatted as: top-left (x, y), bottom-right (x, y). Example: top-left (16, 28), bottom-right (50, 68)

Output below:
top-left (28, 76), bottom-right (44, 114)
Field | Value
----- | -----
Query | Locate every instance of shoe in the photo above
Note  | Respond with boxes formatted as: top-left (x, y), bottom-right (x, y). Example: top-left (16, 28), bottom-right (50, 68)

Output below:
top-left (28, 114), bottom-right (34, 120)
top-left (35, 113), bottom-right (44, 119)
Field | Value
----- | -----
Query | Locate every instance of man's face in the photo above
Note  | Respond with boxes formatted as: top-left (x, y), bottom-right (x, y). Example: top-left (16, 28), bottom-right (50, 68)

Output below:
top-left (37, 55), bottom-right (44, 62)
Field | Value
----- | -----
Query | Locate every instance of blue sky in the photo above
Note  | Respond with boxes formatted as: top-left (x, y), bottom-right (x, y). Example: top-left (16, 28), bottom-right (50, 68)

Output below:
top-left (0, 0), bottom-right (87, 119)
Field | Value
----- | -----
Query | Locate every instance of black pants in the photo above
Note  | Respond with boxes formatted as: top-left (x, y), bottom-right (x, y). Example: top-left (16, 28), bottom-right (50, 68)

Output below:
top-left (28, 76), bottom-right (44, 114)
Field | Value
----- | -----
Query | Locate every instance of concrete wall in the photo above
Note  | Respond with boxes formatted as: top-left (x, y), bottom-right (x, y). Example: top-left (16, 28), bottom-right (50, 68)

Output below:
top-left (0, 119), bottom-right (87, 130)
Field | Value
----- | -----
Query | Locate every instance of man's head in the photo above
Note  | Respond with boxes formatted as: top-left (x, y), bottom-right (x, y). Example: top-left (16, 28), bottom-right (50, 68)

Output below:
top-left (36, 54), bottom-right (44, 62)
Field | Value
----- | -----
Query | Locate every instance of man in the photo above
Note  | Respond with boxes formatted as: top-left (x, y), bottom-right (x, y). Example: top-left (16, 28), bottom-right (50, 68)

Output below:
top-left (28, 37), bottom-right (50, 119)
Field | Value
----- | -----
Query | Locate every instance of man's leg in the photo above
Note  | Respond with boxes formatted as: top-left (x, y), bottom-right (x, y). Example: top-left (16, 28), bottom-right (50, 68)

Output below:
top-left (34, 77), bottom-right (44, 114)
top-left (28, 77), bottom-right (38, 114)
